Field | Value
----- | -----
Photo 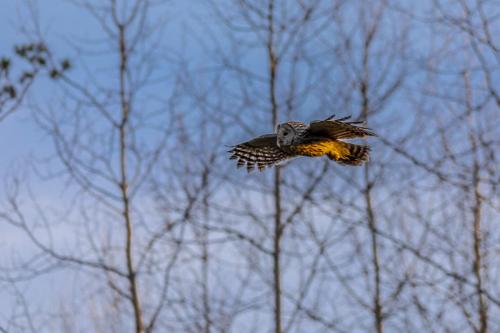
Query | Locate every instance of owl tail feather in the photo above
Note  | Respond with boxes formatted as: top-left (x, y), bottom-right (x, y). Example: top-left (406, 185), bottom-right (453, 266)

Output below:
top-left (327, 142), bottom-right (370, 166)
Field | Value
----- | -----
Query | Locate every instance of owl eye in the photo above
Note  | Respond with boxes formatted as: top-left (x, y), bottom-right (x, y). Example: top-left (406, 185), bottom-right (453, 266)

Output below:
top-left (283, 131), bottom-right (289, 136)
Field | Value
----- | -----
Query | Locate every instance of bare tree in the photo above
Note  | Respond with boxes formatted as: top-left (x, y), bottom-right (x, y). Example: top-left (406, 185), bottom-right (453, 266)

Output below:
top-left (1, 1), bottom-right (195, 331)
top-left (1, 0), bottom-right (499, 332)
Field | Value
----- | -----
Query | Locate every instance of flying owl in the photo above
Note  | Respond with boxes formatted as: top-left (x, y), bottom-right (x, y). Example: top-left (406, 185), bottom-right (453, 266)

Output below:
top-left (228, 115), bottom-right (376, 172)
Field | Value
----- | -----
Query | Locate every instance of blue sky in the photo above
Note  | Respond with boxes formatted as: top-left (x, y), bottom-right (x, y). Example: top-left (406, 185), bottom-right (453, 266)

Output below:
top-left (1, 0), bottom-right (499, 331)
top-left (0, 1), bottom-right (233, 328)
top-left (0, 0), bottom-right (210, 183)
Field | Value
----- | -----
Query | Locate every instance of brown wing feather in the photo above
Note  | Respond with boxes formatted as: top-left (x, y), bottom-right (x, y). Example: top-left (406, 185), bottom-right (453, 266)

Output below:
top-left (228, 134), bottom-right (292, 172)
top-left (308, 115), bottom-right (376, 139)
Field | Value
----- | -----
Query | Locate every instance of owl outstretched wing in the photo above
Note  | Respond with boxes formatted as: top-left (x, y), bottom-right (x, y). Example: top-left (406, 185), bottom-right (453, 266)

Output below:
top-left (308, 115), bottom-right (376, 139)
top-left (228, 134), bottom-right (293, 172)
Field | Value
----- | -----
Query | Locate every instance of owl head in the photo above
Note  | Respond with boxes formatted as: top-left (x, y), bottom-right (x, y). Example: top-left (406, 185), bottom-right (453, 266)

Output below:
top-left (276, 123), bottom-right (297, 147)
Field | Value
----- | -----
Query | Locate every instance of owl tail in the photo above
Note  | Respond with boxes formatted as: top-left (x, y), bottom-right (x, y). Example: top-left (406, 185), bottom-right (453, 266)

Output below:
top-left (327, 141), bottom-right (370, 166)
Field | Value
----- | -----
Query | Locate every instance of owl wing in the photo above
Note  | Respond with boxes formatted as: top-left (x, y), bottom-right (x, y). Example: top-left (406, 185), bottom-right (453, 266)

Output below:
top-left (228, 134), bottom-right (293, 172)
top-left (307, 115), bottom-right (376, 139)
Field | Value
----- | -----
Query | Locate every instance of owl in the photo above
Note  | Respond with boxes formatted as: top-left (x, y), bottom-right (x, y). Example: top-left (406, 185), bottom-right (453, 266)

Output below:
top-left (228, 115), bottom-right (376, 172)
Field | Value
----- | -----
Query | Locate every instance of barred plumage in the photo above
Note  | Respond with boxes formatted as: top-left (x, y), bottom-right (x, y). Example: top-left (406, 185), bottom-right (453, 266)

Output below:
top-left (328, 141), bottom-right (371, 165)
top-left (229, 115), bottom-right (376, 172)
top-left (228, 134), bottom-right (290, 172)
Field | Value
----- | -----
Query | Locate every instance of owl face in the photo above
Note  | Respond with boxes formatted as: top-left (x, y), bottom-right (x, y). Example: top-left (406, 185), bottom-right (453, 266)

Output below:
top-left (277, 123), bottom-right (297, 147)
